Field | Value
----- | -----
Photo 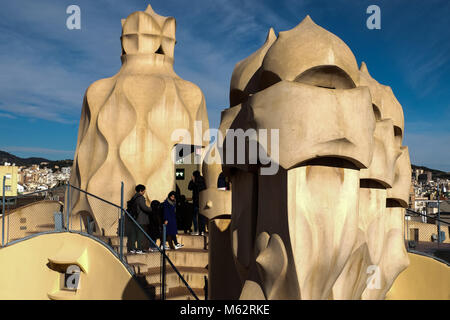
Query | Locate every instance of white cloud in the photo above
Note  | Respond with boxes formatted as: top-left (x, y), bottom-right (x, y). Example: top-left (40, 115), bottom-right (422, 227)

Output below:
top-left (0, 113), bottom-right (16, 119)
top-left (0, 0), bottom-right (448, 170)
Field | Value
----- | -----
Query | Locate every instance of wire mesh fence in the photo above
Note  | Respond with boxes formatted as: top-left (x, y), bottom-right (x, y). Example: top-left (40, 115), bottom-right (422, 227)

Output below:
top-left (0, 182), bottom-right (200, 300)
top-left (1, 185), bottom-right (67, 245)
top-left (66, 185), bottom-right (122, 236)
top-left (405, 208), bottom-right (450, 263)
top-left (1, 180), bottom-right (203, 300)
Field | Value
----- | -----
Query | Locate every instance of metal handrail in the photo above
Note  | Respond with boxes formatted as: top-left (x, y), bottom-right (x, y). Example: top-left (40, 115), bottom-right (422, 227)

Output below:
top-left (68, 184), bottom-right (123, 211)
top-left (406, 208), bottom-right (449, 225)
top-left (6, 185), bottom-right (65, 199)
top-left (70, 183), bottom-right (199, 300)
top-left (1, 181), bottom-right (200, 300)
top-left (121, 208), bottom-right (199, 300)
top-left (1, 184), bottom-right (66, 247)
top-left (1, 185), bottom-right (65, 204)
top-left (408, 249), bottom-right (450, 267)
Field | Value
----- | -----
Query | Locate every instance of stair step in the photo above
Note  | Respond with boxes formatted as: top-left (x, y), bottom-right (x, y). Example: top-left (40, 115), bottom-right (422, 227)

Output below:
top-left (144, 282), bottom-right (170, 296)
top-left (166, 249), bottom-right (208, 269)
top-left (126, 249), bottom-right (208, 271)
top-left (117, 229), bottom-right (209, 301)
top-left (125, 248), bottom-right (208, 269)
top-left (112, 245), bottom-right (127, 254)
top-left (99, 233), bottom-right (206, 248)
top-left (125, 252), bottom-right (162, 274)
top-left (176, 234), bottom-right (207, 250)
top-left (98, 236), bottom-right (128, 247)
top-left (128, 262), bottom-right (147, 274)
top-left (144, 266), bottom-right (208, 289)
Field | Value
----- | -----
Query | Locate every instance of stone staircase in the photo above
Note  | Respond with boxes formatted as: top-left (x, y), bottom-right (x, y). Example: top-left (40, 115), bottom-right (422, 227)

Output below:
top-left (101, 233), bottom-right (209, 300)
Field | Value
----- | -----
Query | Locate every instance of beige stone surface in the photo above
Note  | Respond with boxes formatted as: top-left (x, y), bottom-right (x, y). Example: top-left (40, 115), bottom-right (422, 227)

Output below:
top-left (250, 81), bottom-right (375, 169)
top-left (332, 58), bottom-right (411, 300)
top-left (208, 218), bottom-right (242, 300)
top-left (230, 28), bottom-right (277, 107)
top-left (199, 111), bottom-right (239, 299)
top-left (199, 143), bottom-right (231, 220)
top-left (66, 6), bottom-right (413, 299)
top-left (239, 280), bottom-right (266, 300)
top-left (362, 207), bottom-right (409, 300)
top-left (331, 238), bottom-right (371, 300)
top-left (359, 187), bottom-right (388, 266)
top-left (387, 146), bottom-right (412, 207)
top-left (254, 232), bottom-right (290, 299)
top-left (0, 232), bottom-right (148, 300)
top-left (386, 253), bottom-right (450, 300)
top-left (229, 170), bottom-right (259, 283)
top-left (360, 119), bottom-right (401, 187)
top-left (333, 186), bottom-right (390, 299)
top-left (288, 166), bottom-right (360, 299)
top-left (70, 5), bottom-right (209, 236)
top-left (359, 62), bottom-right (405, 135)
top-left (261, 16), bottom-right (360, 88)
top-left (213, 15), bottom-right (412, 300)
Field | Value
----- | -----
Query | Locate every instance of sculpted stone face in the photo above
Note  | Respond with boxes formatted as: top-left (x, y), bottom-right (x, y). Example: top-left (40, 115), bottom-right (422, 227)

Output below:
top-left (217, 16), bottom-right (411, 300)
top-left (333, 63), bottom-right (410, 300)
top-left (70, 5), bottom-right (209, 236)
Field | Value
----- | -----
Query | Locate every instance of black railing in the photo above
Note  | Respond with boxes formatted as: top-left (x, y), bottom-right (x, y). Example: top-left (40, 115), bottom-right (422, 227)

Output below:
top-left (67, 183), bottom-right (200, 300)
top-left (1, 183), bottom-right (66, 246)
top-left (1, 181), bottom-right (199, 300)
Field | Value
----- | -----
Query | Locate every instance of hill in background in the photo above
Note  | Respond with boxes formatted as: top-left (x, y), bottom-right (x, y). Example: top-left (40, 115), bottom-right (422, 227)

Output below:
top-left (0, 150), bottom-right (73, 171)
top-left (0, 150), bottom-right (448, 178)
top-left (411, 164), bottom-right (450, 180)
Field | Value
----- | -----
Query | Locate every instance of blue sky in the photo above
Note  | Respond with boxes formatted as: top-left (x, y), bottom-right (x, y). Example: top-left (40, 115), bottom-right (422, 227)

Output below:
top-left (0, 0), bottom-right (449, 171)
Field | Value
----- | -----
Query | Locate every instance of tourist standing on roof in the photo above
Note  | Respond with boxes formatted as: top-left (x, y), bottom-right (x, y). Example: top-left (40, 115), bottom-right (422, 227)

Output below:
top-left (126, 184), bottom-right (156, 254)
top-left (162, 191), bottom-right (184, 250)
top-left (188, 170), bottom-right (207, 235)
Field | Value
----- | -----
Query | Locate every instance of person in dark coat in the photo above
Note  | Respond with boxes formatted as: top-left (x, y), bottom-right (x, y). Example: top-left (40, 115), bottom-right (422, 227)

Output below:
top-left (176, 195), bottom-right (192, 234)
top-left (217, 172), bottom-right (230, 190)
top-left (162, 191), bottom-right (184, 250)
top-left (126, 184), bottom-right (156, 253)
top-left (188, 170), bottom-right (207, 235)
top-left (150, 200), bottom-right (163, 248)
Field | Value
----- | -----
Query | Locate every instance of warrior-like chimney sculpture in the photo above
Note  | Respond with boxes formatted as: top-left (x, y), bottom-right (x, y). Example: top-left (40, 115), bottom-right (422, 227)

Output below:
top-left (70, 5), bottom-right (209, 236)
top-left (201, 16), bottom-right (411, 300)
top-left (69, 5), bottom-right (411, 299)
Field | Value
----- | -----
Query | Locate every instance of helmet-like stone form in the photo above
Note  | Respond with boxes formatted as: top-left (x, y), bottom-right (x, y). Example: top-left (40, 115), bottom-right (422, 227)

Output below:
top-left (70, 5), bottom-right (209, 236)
top-left (261, 16), bottom-right (360, 89)
top-left (214, 15), bottom-right (411, 300)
